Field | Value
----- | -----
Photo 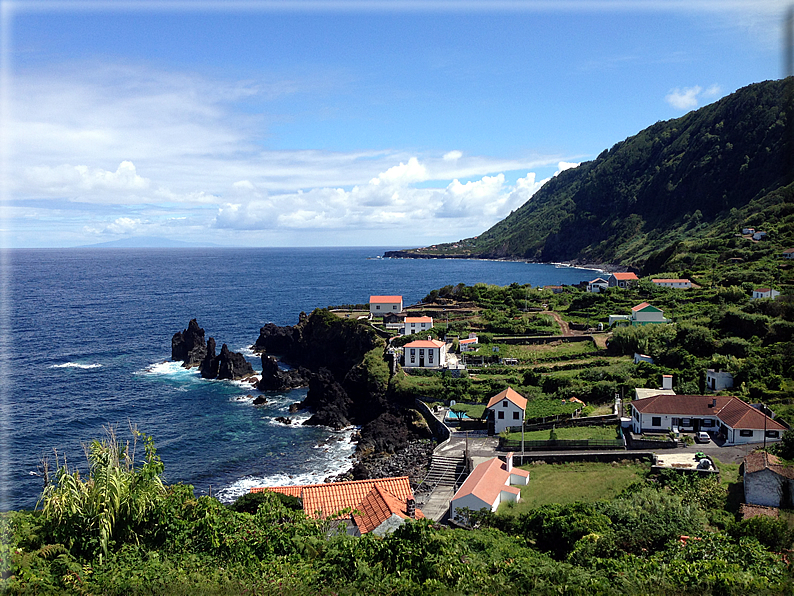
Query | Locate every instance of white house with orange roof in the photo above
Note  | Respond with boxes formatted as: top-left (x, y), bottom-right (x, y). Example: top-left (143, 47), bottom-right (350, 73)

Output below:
top-left (450, 454), bottom-right (529, 523)
top-left (587, 277), bottom-right (609, 293)
top-left (752, 288), bottom-right (780, 300)
top-left (403, 337), bottom-right (446, 369)
top-left (369, 295), bottom-right (403, 316)
top-left (251, 476), bottom-right (423, 536)
top-left (652, 278), bottom-right (692, 289)
top-left (608, 272), bottom-right (638, 288)
top-left (486, 387), bottom-right (528, 434)
top-left (459, 335), bottom-right (479, 352)
top-left (630, 394), bottom-right (787, 445)
top-left (403, 316), bottom-right (433, 336)
top-left (630, 302), bottom-right (669, 325)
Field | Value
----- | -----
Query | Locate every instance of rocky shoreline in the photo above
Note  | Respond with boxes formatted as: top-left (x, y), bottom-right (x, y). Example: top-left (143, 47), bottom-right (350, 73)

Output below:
top-left (173, 312), bottom-right (444, 488)
top-left (382, 250), bottom-right (620, 273)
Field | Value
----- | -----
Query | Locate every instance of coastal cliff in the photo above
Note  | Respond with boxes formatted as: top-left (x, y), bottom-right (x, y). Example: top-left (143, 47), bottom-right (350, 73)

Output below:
top-left (253, 309), bottom-right (435, 469)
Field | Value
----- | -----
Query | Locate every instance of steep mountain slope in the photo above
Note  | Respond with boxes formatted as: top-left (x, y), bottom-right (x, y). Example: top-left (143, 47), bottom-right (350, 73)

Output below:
top-left (394, 78), bottom-right (793, 270)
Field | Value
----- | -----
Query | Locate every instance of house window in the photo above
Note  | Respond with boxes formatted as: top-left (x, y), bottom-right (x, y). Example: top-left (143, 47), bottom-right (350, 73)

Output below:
top-left (376, 305), bottom-right (380, 310)
top-left (503, 400), bottom-right (508, 408)
top-left (740, 429), bottom-right (754, 437)
top-left (672, 418), bottom-right (679, 427)
top-left (428, 352), bottom-right (434, 363)
top-left (681, 418), bottom-right (691, 426)
top-left (651, 417), bottom-right (661, 427)
top-left (701, 419), bottom-right (714, 427)
top-left (513, 411), bottom-right (520, 420)
top-left (420, 349), bottom-right (425, 356)
top-left (498, 411), bottom-right (504, 419)
top-left (410, 356), bottom-right (415, 363)
top-left (766, 430), bottom-right (780, 438)
top-left (410, 349), bottom-right (415, 355)
top-left (393, 305), bottom-right (398, 310)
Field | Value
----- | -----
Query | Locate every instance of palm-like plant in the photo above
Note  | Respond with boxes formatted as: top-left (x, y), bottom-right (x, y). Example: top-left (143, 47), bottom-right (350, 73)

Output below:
top-left (38, 426), bottom-right (166, 560)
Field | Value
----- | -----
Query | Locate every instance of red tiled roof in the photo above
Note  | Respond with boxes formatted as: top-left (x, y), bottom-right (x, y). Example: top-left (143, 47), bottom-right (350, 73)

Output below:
top-left (487, 387), bottom-right (528, 411)
top-left (253, 485), bottom-right (302, 497)
top-left (453, 457), bottom-right (523, 507)
top-left (754, 288), bottom-right (771, 293)
top-left (404, 339), bottom-right (445, 349)
top-left (743, 452), bottom-right (794, 479)
top-left (459, 338), bottom-right (478, 344)
top-left (351, 485), bottom-right (425, 533)
top-left (631, 302), bottom-right (651, 311)
top-left (611, 272), bottom-right (638, 280)
top-left (405, 316), bottom-right (433, 323)
top-left (589, 278), bottom-right (608, 284)
top-left (253, 477), bottom-right (418, 522)
top-left (632, 395), bottom-right (786, 431)
top-left (370, 295), bottom-right (402, 303)
top-left (783, 248), bottom-right (794, 254)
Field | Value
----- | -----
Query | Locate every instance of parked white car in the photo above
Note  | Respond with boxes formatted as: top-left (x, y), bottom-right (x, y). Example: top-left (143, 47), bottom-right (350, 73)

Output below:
top-left (696, 431), bottom-right (711, 443)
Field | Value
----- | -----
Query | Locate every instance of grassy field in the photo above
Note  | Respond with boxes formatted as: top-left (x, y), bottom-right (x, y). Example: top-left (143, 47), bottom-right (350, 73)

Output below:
top-left (498, 461), bottom-right (649, 513)
top-left (503, 425), bottom-right (620, 442)
top-left (471, 340), bottom-right (598, 362)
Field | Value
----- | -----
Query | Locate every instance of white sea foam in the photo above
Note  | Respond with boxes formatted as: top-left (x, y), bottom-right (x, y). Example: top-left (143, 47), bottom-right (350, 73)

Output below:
top-left (50, 362), bottom-right (102, 369)
top-left (215, 427), bottom-right (358, 504)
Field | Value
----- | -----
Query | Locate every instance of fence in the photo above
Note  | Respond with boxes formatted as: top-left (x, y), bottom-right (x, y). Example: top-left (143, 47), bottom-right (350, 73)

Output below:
top-left (498, 438), bottom-right (625, 451)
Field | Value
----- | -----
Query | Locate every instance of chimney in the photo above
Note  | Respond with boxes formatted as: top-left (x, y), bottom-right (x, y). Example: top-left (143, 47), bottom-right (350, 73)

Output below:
top-left (406, 498), bottom-right (416, 519)
top-left (506, 452), bottom-right (514, 473)
top-left (662, 375), bottom-right (673, 391)
top-left (710, 398), bottom-right (717, 408)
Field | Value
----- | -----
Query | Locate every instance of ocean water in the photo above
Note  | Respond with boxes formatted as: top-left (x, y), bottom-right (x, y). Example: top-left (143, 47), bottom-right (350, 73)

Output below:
top-left (1, 247), bottom-right (599, 511)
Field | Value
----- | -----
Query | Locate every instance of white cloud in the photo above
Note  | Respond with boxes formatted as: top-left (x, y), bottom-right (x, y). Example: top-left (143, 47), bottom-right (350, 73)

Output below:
top-left (443, 150), bottom-right (463, 161)
top-left (664, 84), bottom-right (723, 111)
top-left (104, 217), bottom-right (143, 235)
top-left (22, 161), bottom-right (149, 194)
top-left (556, 161), bottom-right (580, 174)
top-left (665, 86), bottom-right (702, 110)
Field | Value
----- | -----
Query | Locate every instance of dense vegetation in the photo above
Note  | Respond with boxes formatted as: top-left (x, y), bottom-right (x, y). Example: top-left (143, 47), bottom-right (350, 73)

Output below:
top-left (396, 78), bottom-right (794, 271)
top-left (4, 428), bottom-right (794, 595)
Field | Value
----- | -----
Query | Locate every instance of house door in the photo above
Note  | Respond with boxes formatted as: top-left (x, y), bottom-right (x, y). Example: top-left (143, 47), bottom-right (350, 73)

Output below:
top-left (487, 411), bottom-right (495, 436)
top-left (419, 356), bottom-right (425, 367)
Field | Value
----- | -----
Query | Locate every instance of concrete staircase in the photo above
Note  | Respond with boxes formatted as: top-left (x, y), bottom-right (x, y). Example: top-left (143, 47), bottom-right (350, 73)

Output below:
top-left (419, 455), bottom-right (467, 492)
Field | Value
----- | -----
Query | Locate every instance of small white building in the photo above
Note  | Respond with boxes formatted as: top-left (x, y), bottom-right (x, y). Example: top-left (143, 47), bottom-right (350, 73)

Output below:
top-left (752, 288), bottom-right (780, 300)
top-left (369, 295), bottom-right (403, 316)
top-left (743, 452), bottom-right (794, 509)
top-left (631, 302), bottom-right (669, 325)
top-left (742, 227), bottom-right (755, 235)
top-left (459, 336), bottom-right (479, 352)
top-left (403, 316), bottom-right (433, 336)
top-left (609, 314), bottom-right (631, 327)
top-left (486, 387), bottom-right (528, 434)
top-left (608, 272), bottom-right (639, 288)
top-left (450, 454), bottom-right (529, 523)
top-left (587, 277), bottom-right (609, 293)
top-left (652, 278), bottom-right (692, 289)
top-left (403, 338), bottom-right (446, 369)
top-left (753, 231), bottom-right (767, 241)
top-left (706, 370), bottom-right (734, 392)
top-left (783, 248), bottom-right (794, 260)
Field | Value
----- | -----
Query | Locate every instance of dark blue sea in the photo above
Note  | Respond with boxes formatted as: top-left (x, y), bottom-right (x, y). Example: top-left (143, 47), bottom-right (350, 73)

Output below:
top-left (1, 247), bottom-right (599, 511)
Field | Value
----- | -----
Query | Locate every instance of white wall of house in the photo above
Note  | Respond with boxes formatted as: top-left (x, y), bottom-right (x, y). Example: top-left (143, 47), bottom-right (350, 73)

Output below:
top-left (403, 319), bottom-right (433, 335)
top-left (752, 289), bottom-right (780, 300)
top-left (652, 280), bottom-right (692, 289)
top-left (404, 344), bottom-right (446, 368)
top-left (489, 399), bottom-right (525, 434)
top-left (744, 469), bottom-right (786, 508)
top-left (631, 409), bottom-right (720, 435)
top-left (370, 298), bottom-right (403, 315)
top-left (587, 280), bottom-right (609, 293)
top-left (706, 370), bottom-right (733, 391)
top-left (632, 308), bottom-right (667, 324)
top-left (450, 494), bottom-right (494, 520)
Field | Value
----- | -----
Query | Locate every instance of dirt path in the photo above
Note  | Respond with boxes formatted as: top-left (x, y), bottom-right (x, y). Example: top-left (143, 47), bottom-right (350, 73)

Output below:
top-left (543, 310), bottom-right (573, 336)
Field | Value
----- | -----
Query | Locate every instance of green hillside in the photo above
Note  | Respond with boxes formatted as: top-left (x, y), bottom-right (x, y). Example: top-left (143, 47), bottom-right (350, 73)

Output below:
top-left (394, 78), bottom-right (793, 273)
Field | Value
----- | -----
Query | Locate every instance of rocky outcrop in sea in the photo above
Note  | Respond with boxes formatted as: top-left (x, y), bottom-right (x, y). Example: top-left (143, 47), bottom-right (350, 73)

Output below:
top-left (173, 320), bottom-right (254, 381)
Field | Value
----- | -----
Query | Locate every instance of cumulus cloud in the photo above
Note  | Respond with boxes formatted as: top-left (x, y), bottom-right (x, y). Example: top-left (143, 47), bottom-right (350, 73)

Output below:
top-left (665, 84), bottom-right (722, 111)
top-left (443, 150), bottom-right (463, 161)
top-left (555, 161), bottom-right (580, 174)
top-left (23, 161), bottom-right (149, 194)
top-left (104, 217), bottom-right (143, 235)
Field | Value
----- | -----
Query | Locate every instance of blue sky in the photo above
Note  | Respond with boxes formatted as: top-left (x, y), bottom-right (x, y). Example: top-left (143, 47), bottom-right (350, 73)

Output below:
top-left (0, 0), bottom-right (788, 247)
